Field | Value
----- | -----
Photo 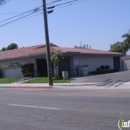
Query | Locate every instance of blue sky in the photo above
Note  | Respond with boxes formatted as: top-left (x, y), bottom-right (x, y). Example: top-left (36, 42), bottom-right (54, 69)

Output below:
top-left (0, 0), bottom-right (130, 52)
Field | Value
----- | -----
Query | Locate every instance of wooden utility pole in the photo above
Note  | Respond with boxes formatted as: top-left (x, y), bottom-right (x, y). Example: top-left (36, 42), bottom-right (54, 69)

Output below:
top-left (42, 0), bottom-right (53, 86)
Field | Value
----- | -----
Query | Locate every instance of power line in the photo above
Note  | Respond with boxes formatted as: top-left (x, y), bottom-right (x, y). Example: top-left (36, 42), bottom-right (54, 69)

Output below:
top-left (46, 0), bottom-right (86, 14)
top-left (0, 5), bottom-right (42, 24)
top-left (0, 0), bottom-right (60, 14)
top-left (17, 12), bottom-right (43, 23)
top-left (52, 0), bottom-right (86, 10)
top-left (0, 0), bottom-right (86, 28)
top-left (0, 0), bottom-right (10, 7)
top-left (47, 0), bottom-right (63, 5)
top-left (0, 13), bottom-right (24, 14)
top-left (0, 9), bottom-right (42, 28)
top-left (47, 0), bottom-right (78, 9)
top-left (0, 12), bottom-right (43, 28)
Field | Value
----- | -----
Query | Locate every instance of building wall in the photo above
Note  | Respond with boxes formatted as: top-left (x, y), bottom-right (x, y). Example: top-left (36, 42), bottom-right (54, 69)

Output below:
top-left (70, 57), bottom-right (74, 69)
top-left (59, 57), bottom-right (70, 71)
top-left (0, 55), bottom-right (121, 78)
top-left (0, 58), bottom-right (35, 78)
top-left (72, 55), bottom-right (114, 73)
top-left (121, 56), bottom-right (130, 70)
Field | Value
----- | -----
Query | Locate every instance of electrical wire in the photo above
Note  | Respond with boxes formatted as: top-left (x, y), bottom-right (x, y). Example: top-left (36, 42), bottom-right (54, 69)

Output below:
top-left (47, 0), bottom-right (62, 5)
top-left (0, 0), bottom-right (10, 7)
top-left (0, 0), bottom-right (86, 28)
top-left (53, 0), bottom-right (86, 10)
top-left (0, 13), bottom-right (24, 14)
top-left (0, 12), bottom-right (43, 28)
top-left (0, 9), bottom-right (43, 28)
top-left (0, 5), bottom-right (42, 24)
top-left (47, 0), bottom-right (78, 9)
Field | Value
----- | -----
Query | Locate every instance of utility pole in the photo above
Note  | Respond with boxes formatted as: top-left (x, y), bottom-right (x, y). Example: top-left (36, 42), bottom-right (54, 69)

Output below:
top-left (42, 0), bottom-right (53, 86)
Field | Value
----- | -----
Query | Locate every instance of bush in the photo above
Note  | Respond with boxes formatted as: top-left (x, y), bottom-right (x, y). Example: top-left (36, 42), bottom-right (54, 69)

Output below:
top-left (0, 68), bottom-right (3, 78)
top-left (96, 67), bottom-right (101, 72)
top-left (54, 76), bottom-right (63, 80)
top-left (89, 69), bottom-right (119, 75)
top-left (21, 63), bottom-right (34, 77)
top-left (105, 65), bottom-right (110, 70)
top-left (100, 65), bottom-right (105, 71)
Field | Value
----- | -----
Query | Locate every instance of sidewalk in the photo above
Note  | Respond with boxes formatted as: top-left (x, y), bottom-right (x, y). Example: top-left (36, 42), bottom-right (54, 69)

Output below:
top-left (0, 81), bottom-right (130, 89)
top-left (54, 82), bottom-right (130, 89)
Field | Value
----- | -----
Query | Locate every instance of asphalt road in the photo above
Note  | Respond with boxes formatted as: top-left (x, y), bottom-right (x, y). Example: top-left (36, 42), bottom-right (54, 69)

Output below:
top-left (0, 88), bottom-right (130, 130)
top-left (71, 70), bottom-right (130, 83)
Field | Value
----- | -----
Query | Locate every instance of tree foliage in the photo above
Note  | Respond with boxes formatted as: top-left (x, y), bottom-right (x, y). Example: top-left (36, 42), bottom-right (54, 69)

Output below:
top-left (74, 44), bottom-right (86, 49)
top-left (74, 44), bottom-right (91, 49)
top-left (1, 43), bottom-right (18, 51)
top-left (122, 30), bottom-right (130, 45)
top-left (51, 50), bottom-right (63, 66)
top-left (110, 30), bottom-right (130, 54)
top-left (7, 43), bottom-right (18, 50)
top-left (110, 41), bottom-right (130, 54)
top-left (21, 63), bottom-right (34, 77)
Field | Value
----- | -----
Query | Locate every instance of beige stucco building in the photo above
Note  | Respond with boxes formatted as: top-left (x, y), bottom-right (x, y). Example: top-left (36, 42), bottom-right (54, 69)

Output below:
top-left (0, 44), bottom-right (124, 78)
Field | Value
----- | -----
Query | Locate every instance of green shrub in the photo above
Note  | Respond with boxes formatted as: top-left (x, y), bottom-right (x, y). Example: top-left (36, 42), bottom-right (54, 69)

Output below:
top-left (54, 72), bottom-right (63, 80)
top-left (21, 63), bottom-right (34, 77)
top-left (96, 67), bottom-right (101, 72)
top-left (89, 69), bottom-right (119, 75)
top-left (105, 65), bottom-right (110, 70)
top-left (54, 76), bottom-right (63, 80)
top-left (0, 68), bottom-right (3, 78)
top-left (100, 65), bottom-right (105, 71)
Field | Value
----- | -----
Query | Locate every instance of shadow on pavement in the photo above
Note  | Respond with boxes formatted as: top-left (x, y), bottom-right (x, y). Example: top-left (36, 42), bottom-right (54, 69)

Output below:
top-left (93, 79), bottom-right (130, 88)
top-left (56, 79), bottom-right (130, 88)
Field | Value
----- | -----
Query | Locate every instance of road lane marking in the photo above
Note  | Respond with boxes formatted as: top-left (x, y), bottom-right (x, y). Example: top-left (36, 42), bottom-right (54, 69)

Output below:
top-left (7, 104), bottom-right (62, 110)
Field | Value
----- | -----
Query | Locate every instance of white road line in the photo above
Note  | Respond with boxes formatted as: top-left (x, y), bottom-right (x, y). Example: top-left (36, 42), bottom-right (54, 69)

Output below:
top-left (7, 104), bottom-right (62, 110)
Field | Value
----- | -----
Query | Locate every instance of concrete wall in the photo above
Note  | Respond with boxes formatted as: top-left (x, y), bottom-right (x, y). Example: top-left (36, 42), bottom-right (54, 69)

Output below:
top-left (72, 55), bottom-right (114, 73)
top-left (121, 57), bottom-right (130, 70)
top-left (0, 58), bottom-right (35, 78)
top-left (69, 57), bottom-right (74, 69)
top-left (0, 55), bottom-right (120, 77)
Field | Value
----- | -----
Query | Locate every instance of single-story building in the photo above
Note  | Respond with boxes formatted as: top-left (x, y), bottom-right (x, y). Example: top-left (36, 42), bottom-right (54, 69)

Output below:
top-left (0, 44), bottom-right (124, 78)
top-left (121, 55), bottom-right (130, 70)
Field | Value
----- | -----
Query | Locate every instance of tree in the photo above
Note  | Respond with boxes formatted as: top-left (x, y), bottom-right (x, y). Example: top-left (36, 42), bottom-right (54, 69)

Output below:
top-left (51, 50), bottom-right (63, 77)
top-left (1, 43), bottom-right (18, 51)
top-left (51, 50), bottom-right (63, 66)
top-left (74, 44), bottom-right (91, 49)
top-left (122, 30), bottom-right (130, 45)
top-left (110, 41), bottom-right (130, 54)
top-left (7, 43), bottom-right (18, 50)
top-left (1, 47), bottom-right (7, 51)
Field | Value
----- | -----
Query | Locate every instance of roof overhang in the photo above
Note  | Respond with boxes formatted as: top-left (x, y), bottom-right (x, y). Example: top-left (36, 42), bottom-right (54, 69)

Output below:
top-left (0, 52), bottom-right (124, 63)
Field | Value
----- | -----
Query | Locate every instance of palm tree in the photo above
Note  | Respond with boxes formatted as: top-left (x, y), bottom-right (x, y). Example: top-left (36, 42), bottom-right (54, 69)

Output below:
top-left (122, 30), bottom-right (130, 45)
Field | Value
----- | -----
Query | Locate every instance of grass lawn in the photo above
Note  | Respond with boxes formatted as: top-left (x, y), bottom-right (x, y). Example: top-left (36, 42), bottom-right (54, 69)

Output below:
top-left (0, 78), bottom-right (22, 84)
top-left (24, 77), bottom-right (71, 83)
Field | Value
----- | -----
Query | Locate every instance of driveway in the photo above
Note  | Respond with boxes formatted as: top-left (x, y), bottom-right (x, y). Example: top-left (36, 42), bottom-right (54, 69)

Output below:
top-left (71, 70), bottom-right (130, 83)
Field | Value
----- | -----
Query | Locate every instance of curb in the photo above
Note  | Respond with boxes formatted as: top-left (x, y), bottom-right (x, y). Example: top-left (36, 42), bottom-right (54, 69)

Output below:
top-left (0, 86), bottom-right (52, 89)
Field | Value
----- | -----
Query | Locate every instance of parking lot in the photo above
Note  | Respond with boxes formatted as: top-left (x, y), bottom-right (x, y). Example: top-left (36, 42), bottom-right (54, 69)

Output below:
top-left (71, 70), bottom-right (130, 83)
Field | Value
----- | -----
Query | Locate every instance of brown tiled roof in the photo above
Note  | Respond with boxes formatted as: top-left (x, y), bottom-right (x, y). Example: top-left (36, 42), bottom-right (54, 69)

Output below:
top-left (0, 44), bottom-right (123, 61)
top-left (52, 46), bottom-right (123, 55)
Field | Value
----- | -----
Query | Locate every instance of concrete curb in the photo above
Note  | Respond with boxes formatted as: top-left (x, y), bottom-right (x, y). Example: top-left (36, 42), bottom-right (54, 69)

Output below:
top-left (9, 86), bottom-right (52, 89)
top-left (0, 85), bottom-right (52, 89)
top-left (1, 82), bottom-right (130, 89)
